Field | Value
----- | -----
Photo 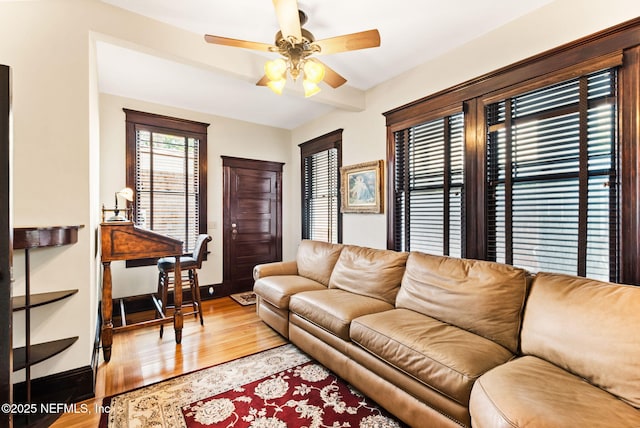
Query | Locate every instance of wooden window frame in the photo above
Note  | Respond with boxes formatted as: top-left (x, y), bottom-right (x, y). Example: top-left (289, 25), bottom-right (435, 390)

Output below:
top-left (484, 70), bottom-right (617, 281)
top-left (384, 17), bottom-right (640, 285)
top-left (299, 129), bottom-right (343, 243)
top-left (391, 112), bottom-right (465, 256)
top-left (124, 109), bottom-right (209, 267)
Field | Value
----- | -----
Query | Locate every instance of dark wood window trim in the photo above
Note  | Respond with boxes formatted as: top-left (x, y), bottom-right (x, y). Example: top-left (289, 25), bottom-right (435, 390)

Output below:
top-left (384, 17), bottom-right (640, 285)
top-left (390, 112), bottom-right (465, 256)
top-left (124, 109), bottom-right (209, 267)
top-left (299, 129), bottom-right (343, 243)
top-left (485, 69), bottom-right (617, 281)
top-left (384, 18), bottom-right (640, 127)
top-left (618, 44), bottom-right (640, 285)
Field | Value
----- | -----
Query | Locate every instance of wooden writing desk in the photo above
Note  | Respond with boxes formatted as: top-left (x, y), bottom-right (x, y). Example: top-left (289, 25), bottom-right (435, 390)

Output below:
top-left (100, 222), bottom-right (183, 362)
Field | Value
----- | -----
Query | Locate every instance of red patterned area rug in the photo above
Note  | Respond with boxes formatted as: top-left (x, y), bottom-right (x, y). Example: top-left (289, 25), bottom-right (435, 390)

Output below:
top-left (100, 344), bottom-right (406, 427)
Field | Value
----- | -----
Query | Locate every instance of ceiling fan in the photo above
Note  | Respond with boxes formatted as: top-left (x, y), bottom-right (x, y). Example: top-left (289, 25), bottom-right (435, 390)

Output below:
top-left (204, 0), bottom-right (381, 97)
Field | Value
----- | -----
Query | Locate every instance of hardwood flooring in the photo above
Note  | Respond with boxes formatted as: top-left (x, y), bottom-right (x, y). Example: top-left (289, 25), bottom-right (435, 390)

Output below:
top-left (51, 297), bottom-right (286, 427)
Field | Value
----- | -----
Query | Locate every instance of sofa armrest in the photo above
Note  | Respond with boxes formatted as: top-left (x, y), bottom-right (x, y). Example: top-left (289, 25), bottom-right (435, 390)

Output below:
top-left (253, 260), bottom-right (298, 280)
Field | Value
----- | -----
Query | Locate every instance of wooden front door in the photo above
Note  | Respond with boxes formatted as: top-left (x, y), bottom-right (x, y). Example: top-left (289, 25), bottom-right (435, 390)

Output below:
top-left (222, 156), bottom-right (283, 295)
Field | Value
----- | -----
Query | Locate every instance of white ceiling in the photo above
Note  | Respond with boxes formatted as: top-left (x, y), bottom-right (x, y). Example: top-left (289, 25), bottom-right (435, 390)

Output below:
top-left (97, 0), bottom-right (553, 129)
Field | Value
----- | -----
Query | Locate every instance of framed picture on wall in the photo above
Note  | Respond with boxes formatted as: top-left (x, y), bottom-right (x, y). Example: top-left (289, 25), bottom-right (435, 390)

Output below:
top-left (340, 160), bottom-right (384, 213)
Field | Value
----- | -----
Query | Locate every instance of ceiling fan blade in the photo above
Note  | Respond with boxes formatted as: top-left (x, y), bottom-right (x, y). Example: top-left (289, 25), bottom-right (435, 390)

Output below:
top-left (315, 29), bottom-right (381, 55)
top-left (256, 75), bottom-right (269, 86)
top-left (272, 0), bottom-right (302, 40)
top-left (316, 60), bottom-right (347, 88)
top-left (204, 34), bottom-right (274, 52)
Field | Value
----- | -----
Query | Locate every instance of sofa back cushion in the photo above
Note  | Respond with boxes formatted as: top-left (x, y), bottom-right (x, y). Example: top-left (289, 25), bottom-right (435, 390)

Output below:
top-left (296, 240), bottom-right (344, 286)
top-left (396, 252), bottom-right (530, 353)
top-left (521, 272), bottom-right (640, 408)
top-left (329, 245), bottom-right (408, 304)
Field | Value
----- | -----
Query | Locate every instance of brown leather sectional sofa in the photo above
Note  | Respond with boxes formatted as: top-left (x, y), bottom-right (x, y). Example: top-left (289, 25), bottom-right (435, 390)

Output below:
top-left (253, 240), bottom-right (640, 427)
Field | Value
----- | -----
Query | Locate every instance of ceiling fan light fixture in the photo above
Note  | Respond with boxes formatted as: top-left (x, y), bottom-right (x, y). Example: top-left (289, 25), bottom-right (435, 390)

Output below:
top-left (205, 3), bottom-right (382, 96)
top-left (303, 60), bottom-right (325, 84)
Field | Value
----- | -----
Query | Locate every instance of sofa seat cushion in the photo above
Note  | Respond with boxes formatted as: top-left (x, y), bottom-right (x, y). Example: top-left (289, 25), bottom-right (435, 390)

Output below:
top-left (351, 308), bottom-right (514, 406)
top-left (289, 289), bottom-right (394, 341)
top-left (470, 356), bottom-right (640, 428)
top-left (254, 275), bottom-right (326, 309)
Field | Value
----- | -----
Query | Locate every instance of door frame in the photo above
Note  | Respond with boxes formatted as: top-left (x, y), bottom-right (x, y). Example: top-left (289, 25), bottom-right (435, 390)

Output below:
top-left (1, 64), bottom-right (13, 428)
top-left (221, 156), bottom-right (283, 296)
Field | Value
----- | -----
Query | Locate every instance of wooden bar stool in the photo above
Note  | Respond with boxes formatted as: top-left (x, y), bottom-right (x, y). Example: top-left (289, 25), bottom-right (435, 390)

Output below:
top-left (156, 234), bottom-right (212, 338)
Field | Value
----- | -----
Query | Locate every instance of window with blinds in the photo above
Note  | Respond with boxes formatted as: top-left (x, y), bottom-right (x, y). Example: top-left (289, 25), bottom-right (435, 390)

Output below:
top-left (125, 109), bottom-right (208, 257)
top-left (393, 112), bottom-right (464, 255)
top-left (486, 69), bottom-right (617, 281)
top-left (300, 130), bottom-right (342, 243)
top-left (135, 129), bottom-right (199, 252)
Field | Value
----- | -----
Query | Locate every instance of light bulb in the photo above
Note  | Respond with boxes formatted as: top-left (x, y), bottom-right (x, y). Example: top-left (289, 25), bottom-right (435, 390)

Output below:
top-left (303, 60), bottom-right (325, 84)
top-left (303, 80), bottom-right (321, 97)
top-left (265, 58), bottom-right (287, 81)
top-left (267, 78), bottom-right (286, 95)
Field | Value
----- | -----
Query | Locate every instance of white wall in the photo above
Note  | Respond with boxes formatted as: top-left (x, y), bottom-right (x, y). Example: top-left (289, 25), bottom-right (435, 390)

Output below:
top-left (290, 0), bottom-right (640, 249)
top-left (0, 0), bottom-right (99, 381)
top-left (99, 94), bottom-right (291, 298)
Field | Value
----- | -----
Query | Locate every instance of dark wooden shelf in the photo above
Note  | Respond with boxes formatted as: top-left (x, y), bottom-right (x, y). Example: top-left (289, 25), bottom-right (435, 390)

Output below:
top-left (11, 224), bottom-right (84, 409)
top-left (13, 337), bottom-right (79, 372)
top-left (13, 225), bottom-right (83, 250)
top-left (12, 290), bottom-right (78, 311)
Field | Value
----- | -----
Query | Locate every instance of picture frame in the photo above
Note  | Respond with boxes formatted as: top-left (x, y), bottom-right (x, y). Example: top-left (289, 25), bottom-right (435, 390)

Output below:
top-left (340, 160), bottom-right (384, 213)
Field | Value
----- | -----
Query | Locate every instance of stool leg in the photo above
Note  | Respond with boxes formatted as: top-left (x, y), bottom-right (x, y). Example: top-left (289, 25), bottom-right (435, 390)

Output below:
top-left (158, 271), bottom-right (164, 338)
top-left (156, 271), bottom-right (163, 318)
top-left (191, 269), bottom-right (204, 326)
top-left (188, 270), bottom-right (197, 318)
top-left (159, 270), bottom-right (170, 338)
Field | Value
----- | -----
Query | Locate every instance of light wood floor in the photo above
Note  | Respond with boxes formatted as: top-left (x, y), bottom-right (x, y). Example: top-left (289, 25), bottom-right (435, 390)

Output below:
top-left (51, 297), bottom-right (287, 427)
